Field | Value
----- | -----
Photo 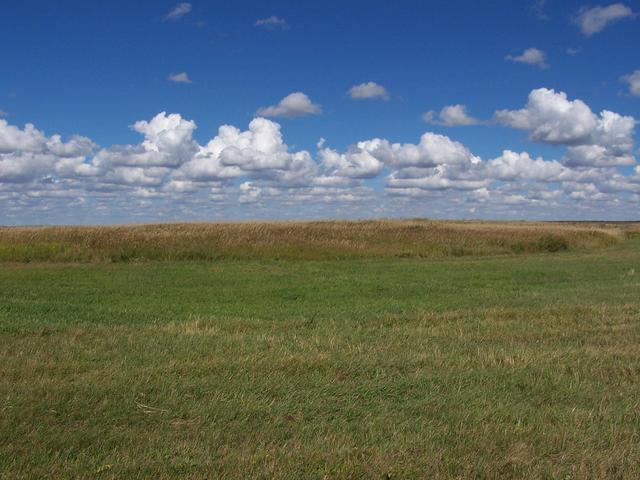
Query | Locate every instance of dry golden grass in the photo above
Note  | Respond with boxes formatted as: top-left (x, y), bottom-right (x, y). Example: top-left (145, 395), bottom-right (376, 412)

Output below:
top-left (0, 219), bottom-right (634, 262)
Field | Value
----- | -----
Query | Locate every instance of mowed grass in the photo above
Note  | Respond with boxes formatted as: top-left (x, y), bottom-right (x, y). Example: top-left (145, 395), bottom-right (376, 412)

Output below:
top-left (1, 222), bottom-right (640, 478)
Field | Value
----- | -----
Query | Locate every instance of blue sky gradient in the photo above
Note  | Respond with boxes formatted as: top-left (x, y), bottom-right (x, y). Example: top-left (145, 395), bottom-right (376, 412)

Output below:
top-left (1, 0), bottom-right (639, 223)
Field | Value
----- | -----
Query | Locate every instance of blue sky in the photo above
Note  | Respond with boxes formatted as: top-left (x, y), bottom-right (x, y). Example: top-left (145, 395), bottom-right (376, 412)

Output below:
top-left (1, 0), bottom-right (639, 224)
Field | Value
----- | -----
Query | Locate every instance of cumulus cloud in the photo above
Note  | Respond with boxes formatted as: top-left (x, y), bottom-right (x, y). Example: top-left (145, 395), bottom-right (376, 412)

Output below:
top-left (423, 104), bottom-right (481, 126)
top-left (46, 135), bottom-right (96, 158)
top-left (486, 150), bottom-right (566, 181)
top-left (0, 151), bottom-right (58, 183)
top-left (573, 3), bottom-right (634, 36)
top-left (1, 87), bottom-right (638, 223)
top-left (495, 88), bottom-right (636, 167)
top-left (318, 141), bottom-right (384, 179)
top-left (254, 16), bottom-right (289, 30)
top-left (256, 92), bottom-right (322, 118)
top-left (178, 117), bottom-right (316, 185)
top-left (81, 113), bottom-right (198, 177)
top-left (621, 70), bottom-right (640, 96)
top-left (0, 120), bottom-right (47, 154)
top-left (386, 171), bottom-right (489, 192)
top-left (506, 48), bottom-right (549, 69)
top-left (363, 133), bottom-right (481, 169)
top-left (168, 72), bottom-right (192, 84)
top-left (0, 121), bottom-right (96, 183)
top-left (164, 2), bottom-right (192, 21)
top-left (495, 88), bottom-right (597, 145)
top-left (348, 82), bottom-right (390, 100)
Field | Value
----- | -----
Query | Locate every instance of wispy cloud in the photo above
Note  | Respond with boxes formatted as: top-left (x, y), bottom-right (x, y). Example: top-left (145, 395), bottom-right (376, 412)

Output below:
top-left (530, 0), bottom-right (549, 20)
top-left (506, 48), bottom-right (550, 69)
top-left (254, 16), bottom-right (289, 30)
top-left (168, 72), bottom-right (192, 84)
top-left (573, 3), bottom-right (634, 36)
top-left (621, 70), bottom-right (640, 96)
top-left (164, 2), bottom-right (192, 21)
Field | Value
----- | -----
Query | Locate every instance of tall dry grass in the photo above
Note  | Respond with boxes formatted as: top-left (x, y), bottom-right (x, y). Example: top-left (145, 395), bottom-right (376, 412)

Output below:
top-left (0, 220), bottom-right (634, 263)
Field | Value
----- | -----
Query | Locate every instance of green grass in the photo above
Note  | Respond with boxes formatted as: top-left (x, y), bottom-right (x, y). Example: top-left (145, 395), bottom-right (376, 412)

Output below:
top-left (1, 230), bottom-right (640, 478)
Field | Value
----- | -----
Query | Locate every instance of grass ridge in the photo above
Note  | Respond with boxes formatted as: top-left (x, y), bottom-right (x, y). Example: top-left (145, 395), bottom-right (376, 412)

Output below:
top-left (0, 220), bottom-right (630, 263)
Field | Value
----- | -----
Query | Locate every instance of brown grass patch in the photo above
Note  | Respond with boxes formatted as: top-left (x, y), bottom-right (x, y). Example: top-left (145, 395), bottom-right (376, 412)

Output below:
top-left (0, 219), bottom-right (632, 262)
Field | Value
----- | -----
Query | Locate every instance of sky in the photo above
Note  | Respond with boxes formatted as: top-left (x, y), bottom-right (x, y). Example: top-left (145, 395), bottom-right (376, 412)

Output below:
top-left (1, 0), bottom-right (639, 224)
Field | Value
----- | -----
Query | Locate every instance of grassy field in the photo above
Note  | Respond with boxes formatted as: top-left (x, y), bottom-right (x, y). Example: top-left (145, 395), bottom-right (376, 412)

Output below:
top-left (0, 220), bottom-right (626, 262)
top-left (1, 221), bottom-right (640, 478)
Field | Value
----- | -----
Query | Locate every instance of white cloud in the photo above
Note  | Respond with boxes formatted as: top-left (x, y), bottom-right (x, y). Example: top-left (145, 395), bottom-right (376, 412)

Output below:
top-left (486, 150), bottom-right (566, 181)
top-left (46, 135), bottom-right (96, 158)
top-left (0, 152), bottom-right (58, 183)
top-left (0, 89), bottom-right (638, 223)
top-left (495, 88), bottom-right (636, 167)
top-left (0, 120), bottom-right (47, 154)
top-left (256, 92), bottom-right (322, 118)
top-left (178, 117), bottom-right (316, 185)
top-left (164, 2), bottom-right (192, 21)
top-left (318, 141), bottom-right (384, 179)
top-left (386, 167), bottom-right (490, 192)
top-left (573, 3), bottom-right (634, 36)
top-left (621, 70), bottom-right (640, 96)
top-left (495, 88), bottom-right (597, 145)
top-left (130, 112), bottom-right (198, 164)
top-left (168, 72), bottom-right (192, 84)
top-left (566, 47), bottom-right (581, 55)
top-left (347, 82), bottom-right (390, 100)
top-left (101, 166), bottom-right (168, 187)
top-left (506, 48), bottom-right (549, 69)
top-left (563, 145), bottom-right (635, 167)
top-left (254, 16), bottom-right (289, 30)
top-left (363, 133), bottom-right (481, 168)
top-left (86, 112), bottom-right (198, 172)
top-left (423, 104), bottom-right (481, 126)
top-left (0, 121), bottom-right (97, 183)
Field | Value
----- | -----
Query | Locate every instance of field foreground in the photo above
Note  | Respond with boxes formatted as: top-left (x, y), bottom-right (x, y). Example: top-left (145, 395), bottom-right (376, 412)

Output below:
top-left (1, 221), bottom-right (640, 478)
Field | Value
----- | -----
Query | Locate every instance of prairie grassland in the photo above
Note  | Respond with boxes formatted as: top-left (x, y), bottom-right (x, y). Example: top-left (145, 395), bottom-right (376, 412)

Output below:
top-left (1, 222), bottom-right (640, 479)
top-left (0, 219), bottom-right (633, 262)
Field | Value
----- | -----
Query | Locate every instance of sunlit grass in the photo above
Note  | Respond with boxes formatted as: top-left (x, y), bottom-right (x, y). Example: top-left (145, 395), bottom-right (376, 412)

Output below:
top-left (1, 222), bottom-right (639, 478)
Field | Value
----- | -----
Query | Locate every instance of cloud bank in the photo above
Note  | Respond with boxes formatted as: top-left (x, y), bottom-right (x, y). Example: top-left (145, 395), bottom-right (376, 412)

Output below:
top-left (1, 88), bottom-right (638, 224)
